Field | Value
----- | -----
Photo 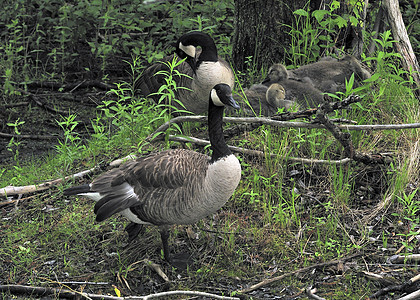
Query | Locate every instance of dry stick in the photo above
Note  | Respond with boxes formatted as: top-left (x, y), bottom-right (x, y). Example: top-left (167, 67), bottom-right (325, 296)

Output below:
top-left (23, 80), bottom-right (116, 91)
top-left (147, 116), bottom-right (420, 143)
top-left (0, 155), bottom-right (138, 197)
top-left (1, 101), bottom-right (30, 108)
top-left (370, 273), bottom-right (420, 299)
top-left (0, 131), bottom-right (57, 140)
top-left (0, 166), bottom-right (101, 197)
top-left (16, 88), bottom-right (68, 115)
top-left (238, 253), bottom-right (361, 294)
top-left (397, 290), bottom-right (420, 300)
top-left (395, 228), bottom-right (420, 254)
top-left (306, 287), bottom-right (326, 300)
top-left (165, 135), bottom-right (352, 165)
top-left (0, 285), bottom-right (240, 300)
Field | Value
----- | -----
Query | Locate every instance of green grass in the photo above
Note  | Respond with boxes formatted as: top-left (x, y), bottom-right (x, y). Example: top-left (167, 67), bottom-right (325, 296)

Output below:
top-left (1, 1), bottom-right (420, 299)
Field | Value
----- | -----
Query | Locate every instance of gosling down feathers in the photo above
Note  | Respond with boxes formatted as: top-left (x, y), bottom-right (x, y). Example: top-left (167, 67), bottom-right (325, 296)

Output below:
top-left (233, 83), bottom-right (289, 116)
top-left (136, 31), bottom-right (234, 114)
top-left (64, 84), bottom-right (241, 262)
top-left (263, 63), bottom-right (324, 109)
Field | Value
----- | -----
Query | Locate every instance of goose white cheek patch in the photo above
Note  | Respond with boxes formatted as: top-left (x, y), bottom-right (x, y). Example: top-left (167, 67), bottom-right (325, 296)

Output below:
top-left (179, 43), bottom-right (196, 58)
top-left (211, 89), bottom-right (224, 106)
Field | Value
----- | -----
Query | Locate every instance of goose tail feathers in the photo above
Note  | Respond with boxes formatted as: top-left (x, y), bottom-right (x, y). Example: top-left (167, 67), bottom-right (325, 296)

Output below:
top-left (63, 184), bottom-right (91, 195)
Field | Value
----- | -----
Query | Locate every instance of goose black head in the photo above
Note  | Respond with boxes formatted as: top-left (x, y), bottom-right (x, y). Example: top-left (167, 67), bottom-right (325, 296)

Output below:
top-left (210, 84), bottom-right (240, 109)
top-left (175, 31), bottom-right (216, 74)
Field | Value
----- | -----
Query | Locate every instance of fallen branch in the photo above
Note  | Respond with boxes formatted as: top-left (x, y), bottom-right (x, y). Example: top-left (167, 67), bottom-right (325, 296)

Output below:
top-left (0, 166), bottom-right (102, 197)
top-left (394, 228), bottom-right (420, 255)
top-left (238, 252), bottom-right (361, 294)
top-left (0, 285), bottom-right (240, 300)
top-left (306, 287), bottom-right (326, 300)
top-left (23, 80), bottom-right (116, 92)
top-left (387, 254), bottom-right (420, 264)
top-left (370, 273), bottom-right (420, 299)
top-left (147, 115), bottom-right (420, 143)
top-left (165, 135), bottom-right (352, 165)
top-left (397, 289), bottom-right (420, 300)
top-left (16, 88), bottom-right (68, 115)
top-left (0, 131), bottom-right (57, 140)
top-left (0, 155), bottom-right (138, 197)
top-left (1, 101), bottom-right (30, 108)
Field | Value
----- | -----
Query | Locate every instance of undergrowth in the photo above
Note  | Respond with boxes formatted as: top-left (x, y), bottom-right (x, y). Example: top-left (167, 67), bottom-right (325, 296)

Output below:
top-left (1, 1), bottom-right (419, 299)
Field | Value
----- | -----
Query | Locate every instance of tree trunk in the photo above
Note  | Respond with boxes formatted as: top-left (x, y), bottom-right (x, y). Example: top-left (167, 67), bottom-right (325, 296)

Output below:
top-left (232, 0), bottom-right (308, 73)
top-left (383, 0), bottom-right (420, 93)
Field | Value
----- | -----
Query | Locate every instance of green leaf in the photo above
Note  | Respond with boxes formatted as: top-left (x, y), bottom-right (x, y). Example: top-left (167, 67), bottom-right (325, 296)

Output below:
top-left (312, 10), bottom-right (329, 23)
top-left (363, 73), bottom-right (380, 83)
top-left (293, 9), bottom-right (308, 17)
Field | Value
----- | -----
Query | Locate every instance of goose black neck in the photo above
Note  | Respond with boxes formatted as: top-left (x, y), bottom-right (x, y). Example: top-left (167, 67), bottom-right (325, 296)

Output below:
top-left (194, 34), bottom-right (218, 63)
top-left (208, 100), bottom-right (231, 163)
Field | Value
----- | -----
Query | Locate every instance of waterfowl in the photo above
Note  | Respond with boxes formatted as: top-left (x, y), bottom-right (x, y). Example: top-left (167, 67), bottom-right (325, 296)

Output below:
top-left (230, 82), bottom-right (291, 116)
top-left (287, 55), bottom-right (371, 93)
top-left (136, 31), bottom-right (234, 114)
top-left (266, 83), bottom-right (295, 111)
top-left (263, 64), bottom-right (324, 108)
top-left (63, 84), bottom-right (241, 263)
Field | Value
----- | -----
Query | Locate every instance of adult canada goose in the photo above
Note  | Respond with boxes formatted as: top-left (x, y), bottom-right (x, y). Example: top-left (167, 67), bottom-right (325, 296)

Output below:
top-left (287, 55), bottom-right (371, 93)
top-left (64, 84), bottom-right (241, 263)
top-left (136, 31), bottom-right (234, 114)
top-left (263, 64), bottom-right (324, 109)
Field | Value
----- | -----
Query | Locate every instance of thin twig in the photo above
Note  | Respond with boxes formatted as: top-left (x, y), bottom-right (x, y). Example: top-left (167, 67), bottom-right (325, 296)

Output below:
top-left (0, 131), bottom-right (57, 140)
top-left (370, 273), bottom-right (420, 299)
top-left (0, 285), bottom-right (240, 300)
top-left (164, 135), bottom-right (352, 165)
top-left (0, 165), bottom-right (102, 197)
top-left (147, 115), bottom-right (420, 142)
top-left (238, 252), bottom-right (362, 293)
top-left (16, 88), bottom-right (68, 115)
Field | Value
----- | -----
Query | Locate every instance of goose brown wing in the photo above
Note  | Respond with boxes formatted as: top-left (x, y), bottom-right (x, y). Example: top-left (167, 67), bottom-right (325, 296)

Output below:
top-left (92, 149), bottom-right (208, 222)
top-left (135, 55), bottom-right (193, 103)
top-left (122, 149), bottom-right (208, 191)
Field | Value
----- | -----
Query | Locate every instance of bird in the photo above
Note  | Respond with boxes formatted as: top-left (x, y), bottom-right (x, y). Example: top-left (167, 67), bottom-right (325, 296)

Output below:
top-left (263, 64), bottom-right (325, 109)
top-left (287, 55), bottom-right (371, 93)
top-left (265, 83), bottom-right (295, 111)
top-left (63, 84), bottom-right (242, 263)
top-left (135, 31), bottom-right (234, 114)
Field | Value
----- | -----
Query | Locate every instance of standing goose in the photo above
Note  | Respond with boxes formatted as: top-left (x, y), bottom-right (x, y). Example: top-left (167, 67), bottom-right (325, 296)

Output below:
top-left (136, 31), bottom-right (234, 114)
top-left (64, 84), bottom-right (241, 262)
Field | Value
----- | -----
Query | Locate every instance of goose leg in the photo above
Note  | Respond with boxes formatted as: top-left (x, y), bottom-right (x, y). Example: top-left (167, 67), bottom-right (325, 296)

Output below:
top-left (159, 227), bottom-right (171, 262)
top-left (125, 222), bottom-right (144, 243)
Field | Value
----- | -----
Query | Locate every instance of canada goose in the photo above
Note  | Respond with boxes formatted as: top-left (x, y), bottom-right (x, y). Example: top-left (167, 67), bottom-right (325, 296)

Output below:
top-left (136, 31), bottom-right (234, 114)
top-left (288, 55), bottom-right (371, 93)
top-left (263, 64), bottom-right (324, 108)
top-left (231, 82), bottom-right (293, 116)
top-left (63, 84), bottom-right (241, 263)
top-left (266, 83), bottom-right (296, 111)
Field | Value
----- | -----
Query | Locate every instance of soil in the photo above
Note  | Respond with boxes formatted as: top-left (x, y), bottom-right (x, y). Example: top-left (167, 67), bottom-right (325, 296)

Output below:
top-left (1, 82), bottom-right (419, 299)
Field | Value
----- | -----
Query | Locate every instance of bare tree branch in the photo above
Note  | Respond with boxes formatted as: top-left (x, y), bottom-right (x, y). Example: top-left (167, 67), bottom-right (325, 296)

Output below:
top-left (238, 253), bottom-right (362, 294)
top-left (0, 132), bottom-right (57, 140)
top-left (0, 285), bottom-right (240, 300)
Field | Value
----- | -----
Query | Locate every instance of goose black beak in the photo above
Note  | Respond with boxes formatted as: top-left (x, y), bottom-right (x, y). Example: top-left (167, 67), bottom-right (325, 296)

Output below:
top-left (228, 95), bottom-right (240, 110)
top-left (186, 56), bottom-right (197, 75)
